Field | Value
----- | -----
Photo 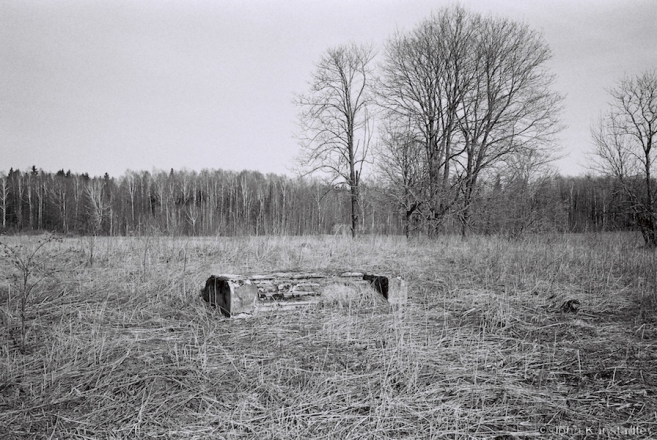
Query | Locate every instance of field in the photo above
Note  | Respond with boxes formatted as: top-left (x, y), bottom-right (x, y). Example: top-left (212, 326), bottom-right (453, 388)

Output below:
top-left (1, 233), bottom-right (656, 439)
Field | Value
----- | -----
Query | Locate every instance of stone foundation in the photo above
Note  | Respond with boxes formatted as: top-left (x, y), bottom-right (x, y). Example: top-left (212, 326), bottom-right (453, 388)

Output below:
top-left (201, 271), bottom-right (407, 317)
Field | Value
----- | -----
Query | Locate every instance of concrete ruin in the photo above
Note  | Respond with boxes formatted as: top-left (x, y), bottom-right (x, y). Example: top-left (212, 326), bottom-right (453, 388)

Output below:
top-left (201, 271), bottom-right (407, 317)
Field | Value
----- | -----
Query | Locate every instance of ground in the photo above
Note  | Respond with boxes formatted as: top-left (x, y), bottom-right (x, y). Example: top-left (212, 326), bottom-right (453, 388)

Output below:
top-left (0, 233), bottom-right (656, 439)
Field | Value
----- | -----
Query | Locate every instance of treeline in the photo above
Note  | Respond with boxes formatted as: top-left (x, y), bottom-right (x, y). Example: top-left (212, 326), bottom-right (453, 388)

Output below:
top-left (0, 166), bottom-right (636, 237)
top-left (0, 167), bottom-right (393, 236)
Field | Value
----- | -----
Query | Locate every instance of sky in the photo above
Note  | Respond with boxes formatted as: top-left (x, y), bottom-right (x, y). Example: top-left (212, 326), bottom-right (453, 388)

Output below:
top-left (1, 0), bottom-right (656, 179)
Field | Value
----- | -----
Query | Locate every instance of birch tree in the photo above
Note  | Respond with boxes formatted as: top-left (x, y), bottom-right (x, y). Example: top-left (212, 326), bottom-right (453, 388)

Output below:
top-left (0, 173), bottom-right (8, 229)
top-left (296, 43), bottom-right (375, 237)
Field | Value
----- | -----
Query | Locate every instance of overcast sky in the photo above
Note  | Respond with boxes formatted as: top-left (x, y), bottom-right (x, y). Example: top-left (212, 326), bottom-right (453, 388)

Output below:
top-left (1, 0), bottom-right (656, 178)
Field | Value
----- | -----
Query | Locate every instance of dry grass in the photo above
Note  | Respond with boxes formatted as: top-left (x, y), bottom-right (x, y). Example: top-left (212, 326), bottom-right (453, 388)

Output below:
top-left (1, 232), bottom-right (656, 439)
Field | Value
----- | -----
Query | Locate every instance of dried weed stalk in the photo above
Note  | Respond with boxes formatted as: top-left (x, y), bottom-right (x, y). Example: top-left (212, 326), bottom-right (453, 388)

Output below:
top-left (0, 234), bottom-right (62, 353)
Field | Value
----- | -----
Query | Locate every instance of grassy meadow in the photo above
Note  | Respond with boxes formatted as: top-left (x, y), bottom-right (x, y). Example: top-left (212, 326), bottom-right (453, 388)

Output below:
top-left (1, 232), bottom-right (656, 439)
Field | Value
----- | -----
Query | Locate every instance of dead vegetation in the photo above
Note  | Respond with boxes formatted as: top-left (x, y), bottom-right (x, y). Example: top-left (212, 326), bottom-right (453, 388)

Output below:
top-left (0, 233), bottom-right (656, 439)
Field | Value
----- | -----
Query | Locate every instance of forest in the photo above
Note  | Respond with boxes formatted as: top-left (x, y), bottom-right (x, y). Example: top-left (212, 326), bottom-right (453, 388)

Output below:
top-left (0, 166), bottom-right (636, 238)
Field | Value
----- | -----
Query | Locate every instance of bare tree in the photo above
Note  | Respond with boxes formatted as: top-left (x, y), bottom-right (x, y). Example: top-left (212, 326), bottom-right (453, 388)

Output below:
top-left (86, 178), bottom-right (109, 235)
top-left (455, 14), bottom-right (564, 236)
top-left (377, 6), bottom-right (563, 236)
top-left (49, 174), bottom-right (69, 233)
top-left (591, 70), bottom-right (657, 247)
top-left (378, 6), bottom-right (475, 233)
top-left (123, 171), bottom-right (139, 227)
top-left (0, 173), bottom-right (8, 229)
top-left (11, 169), bottom-right (24, 228)
top-left (376, 119), bottom-right (427, 237)
top-left (296, 43), bottom-right (375, 237)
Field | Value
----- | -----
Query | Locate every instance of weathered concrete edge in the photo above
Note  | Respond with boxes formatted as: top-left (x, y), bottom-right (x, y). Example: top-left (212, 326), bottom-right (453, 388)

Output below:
top-left (202, 272), bottom-right (407, 317)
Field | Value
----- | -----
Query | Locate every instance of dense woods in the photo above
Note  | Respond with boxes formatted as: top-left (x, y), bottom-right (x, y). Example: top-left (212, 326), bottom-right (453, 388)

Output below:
top-left (0, 166), bottom-right (637, 237)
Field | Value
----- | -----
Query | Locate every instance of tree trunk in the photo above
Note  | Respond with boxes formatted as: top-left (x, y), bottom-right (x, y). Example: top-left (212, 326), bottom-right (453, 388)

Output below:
top-left (350, 184), bottom-right (359, 238)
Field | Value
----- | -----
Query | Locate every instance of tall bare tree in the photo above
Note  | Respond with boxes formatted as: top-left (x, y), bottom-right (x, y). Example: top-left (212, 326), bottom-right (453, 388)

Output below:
top-left (296, 43), bottom-right (375, 237)
top-left (50, 174), bottom-right (69, 233)
top-left (456, 14), bottom-right (563, 236)
top-left (0, 173), bottom-right (8, 228)
top-left (86, 178), bottom-right (110, 234)
top-left (378, 6), bottom-right (475, 233)
top-left (591, 70), bottom-right (657, 247)
top-left (378, 6), bottom-right (563, 236)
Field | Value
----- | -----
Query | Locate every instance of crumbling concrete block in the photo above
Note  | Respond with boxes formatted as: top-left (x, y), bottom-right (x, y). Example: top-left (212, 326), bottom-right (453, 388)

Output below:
top-left (201, 275), bottom-right (259, 317)
top-left (201, 271), bottom-right (407, 317)
top-left (387, 276), bottom-right (408, 306)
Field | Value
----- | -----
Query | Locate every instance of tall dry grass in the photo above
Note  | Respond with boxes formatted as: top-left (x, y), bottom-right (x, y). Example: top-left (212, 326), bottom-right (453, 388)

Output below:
top-left (1, 232), bottom-right (656, 439)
